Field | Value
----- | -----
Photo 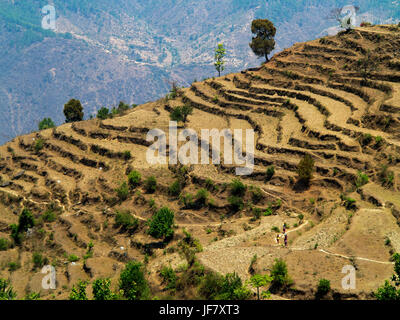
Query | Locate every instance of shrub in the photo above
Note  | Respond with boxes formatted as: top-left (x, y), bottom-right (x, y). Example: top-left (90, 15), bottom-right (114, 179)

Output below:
top-left (296, 154), bottom-right (314, 186)
top-left (116, 182), bottom-right (129, 201)
top-left (355, 171), bottom-right (369, 189)
top-left (341, 194), bottom-right (357, 210)
top-left (122, 150), bottom-right (131, 160)
top-left (64, 99), bottom-right (84, 123)
top-left (144, 176), bottom-right (157, 194)
top-left (0, 238), bottom-right (9, 251)
top-left (33, 252), bottom-right (46, 269)
top-left (42, 209), bottom-right (56, 223)
top-left (228, 196), bottom-right (244, 212)
top-left (8, 262), bottom-right (20, 272)
top-left (379, 165), bottom-right (395, 188)
top-left (181, 193), bottom-right (194, 209)
top-left (115, 211), bottom-right (139, 233)
top-left (0, 279), bottom-right (17, 300)
top-left (92, 278), bottom-right (118, 300)
top-left (117, 101), bottom-right (130, 113)
top-left (195, 188), bottom-right (209, 207)
top-left (38, 118), bottom-right (55, 130)
top-left (68, 254), bottom-right (79, 263)
top-left (264, 207), bottom-right (273, 216)
top-left (252, 207), bottom-right (262, 221)
top-left (361, 133), bottom-right (372, 146)
top-left (266, 166), bottom-right (275, 181)
top-left (205, 178), bottom-right (216, 191)
top-left (230, 178), bottom-right (247, 197)
top-left (148, 207), bottom-right (175, 240)
top-left (119, 261), bottom-right (149, 300)
top-left (250, 186), bottom-right (263, 204)
top-left (170, 105), bottom-right (193, 123)
top-left (69, 280), bottom-right (88, 300)
top-left (34, 138), bottom-right (45, 153)
top-left (160, 266), bottom-right (177, 290)
top-left (317, 279), bottom-right (331, 297)
top-left (270, 259), bottom-right (292, 289)
top-left (271, 226), bottom-right (280, 233)
top-left (168, 180), bottom-right (182, 197)
top-left (128, 170), bottom-right (141, 188)
top-left (97, 107), bottom-right (110, 120)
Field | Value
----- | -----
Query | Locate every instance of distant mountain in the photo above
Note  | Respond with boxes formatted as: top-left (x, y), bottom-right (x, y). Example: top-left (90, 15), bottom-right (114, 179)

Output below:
top-left (0, 0), bottom-right (399, 143)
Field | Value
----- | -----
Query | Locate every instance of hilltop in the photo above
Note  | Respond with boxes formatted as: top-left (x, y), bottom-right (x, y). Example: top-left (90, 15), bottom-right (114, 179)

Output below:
top-left (0, 24), bottom-right (400, 300)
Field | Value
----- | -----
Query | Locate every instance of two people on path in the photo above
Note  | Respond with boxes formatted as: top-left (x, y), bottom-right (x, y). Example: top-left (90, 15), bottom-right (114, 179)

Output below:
top-left (275, 223), bottom-right (288, 247)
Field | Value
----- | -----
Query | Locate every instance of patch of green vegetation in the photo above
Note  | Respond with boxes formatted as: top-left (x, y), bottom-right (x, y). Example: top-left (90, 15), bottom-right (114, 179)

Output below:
top-left (148, 207), bottom-right (175, 240)
top-left (115, 211), bottom-right (139, 234)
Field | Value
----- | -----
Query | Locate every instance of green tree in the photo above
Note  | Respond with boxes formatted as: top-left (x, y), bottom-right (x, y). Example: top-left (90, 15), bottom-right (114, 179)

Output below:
top-left (114, 211), bottom-right (139, 234)
top-left (119, 261), bottom-right (149, 300)
top-left (148, 207), bottom-right (175, 240)
top-left (97, 107), bottom-right (110, 120)
top-left (214, 43), bottom-right (226, 77)
top-left (38, 118), bottom-right (55, 130)
top-left (296, 154), bottom-right (315, 186)
top-left (69, 280), bottom-right (88, 300)
top-left (249, 19), bottom-right (276, 62)
top-left (128, 170), bottom-right (141, 188)
top-left (270, 259), bottom-right (292, 290)
top-left (63, 99), bottom-right (84, 123)
top-left (250, 274), bottom-right (272, 300)
top-left (375, 253), bottom-right (400, 300)
top-left (93, 278), bottom-right (118, 300)
top-left (316, 278), bottom-right (331, 298)
top-left (144, 176), bottom-right (157, 194)
top-left (357, 50), bottom-right (378, 82)
top-left (170, 105), bottom-right (193, 123)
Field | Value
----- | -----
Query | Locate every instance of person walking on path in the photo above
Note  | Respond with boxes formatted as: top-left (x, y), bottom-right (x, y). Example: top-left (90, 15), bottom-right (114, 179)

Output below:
top-left (276, 233), bottom-right (280, 245)
top-left (283, 223), bottom-right (287, 233)
top-left (284, 232), bottom-right (288, 247)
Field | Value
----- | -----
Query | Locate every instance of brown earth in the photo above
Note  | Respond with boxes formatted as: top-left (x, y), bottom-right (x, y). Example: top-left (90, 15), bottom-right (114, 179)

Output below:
top-left (0, 25), bottom-right (399, 300)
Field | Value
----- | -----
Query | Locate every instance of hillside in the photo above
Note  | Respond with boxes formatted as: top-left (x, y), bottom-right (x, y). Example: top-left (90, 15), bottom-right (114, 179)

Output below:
top-left (0, 25), bottom-right (400, 300)
top-left (0, 0), bottom-right (399, 144)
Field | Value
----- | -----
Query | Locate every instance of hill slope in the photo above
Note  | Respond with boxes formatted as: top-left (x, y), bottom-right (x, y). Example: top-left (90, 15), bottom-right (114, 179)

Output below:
top-left (0, 0), bottom-right (399, 143)
top-left (0, 25), bottom-right (400, 299)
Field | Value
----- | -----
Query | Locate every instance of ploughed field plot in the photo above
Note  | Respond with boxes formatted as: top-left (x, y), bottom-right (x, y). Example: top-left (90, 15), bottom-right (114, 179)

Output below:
top-left (0, 26), bottom-right (399, 300)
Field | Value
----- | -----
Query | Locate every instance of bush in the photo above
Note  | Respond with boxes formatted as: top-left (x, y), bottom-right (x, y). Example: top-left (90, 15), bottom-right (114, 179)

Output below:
top-left (38, 118), bottom-right (55, 130)
top-left (296, 154), bottom-right (314, 186)
top-left (170, 105), bottom-right (193, 123)
top-left (341, 194), bottom-right (357, 210)
top-left (0, 238), bottom-right (9, 251)
top-left (97, 107), bottom-right (110, 120)
top-left (181, 193), bottom-right (194, 209)
top-left (168, 180), bottom-right (182, 197)
top-left (8, 262), bottom-right (20, 272)
top-left (68, 254), bottom-right (79, 263)
top-left (117, 101), bottom-right (130, 113)
top-left (34, 138), bottom-right (45, 153)
top-left (116, 182), bottom-right (129, 201)
top-left (144, 176), bottom-right (157, 194)
top-left (128, 170), bottom-right (141, 188)
top-left (92, 278), bottom-right (118, 300)
top-left (361, 133), bottom-right (373, 146)
top-left (379, 165), bottom-right (395, 188)
top-left (266, 166), bottom-right (275, 181)
top-left (13, 208), bottom-right (35, 244)
top-left (0, 279), bottom-right (17, 300)
top-left (355, 171), bottom-right (369, 189)
top-left (230, 178), bottom-right (247, 197)
top-left (119, 261), bottom-right (149, 300)
top-left (270, 259), bottom-right (292, 289)
top-left (317, 279), bottom-right (331, 297)
top-left (115, 211), bottom-right (139, 233)
top-left (64, 99), bottom-right (84, 123)
top-left (228, 196), bottom-right (244, 212)
top-left (252, 207), bottom-right (262, 221)
top-left (148, 207), bottom-right (175, 240)
top-left (122, 151), bottom-right (131, 160)
top-left (250, 186), bottom-right (263, 204)
top-left (195, 188), bottom-right (209, 207)
top-left (69, 280), bottom-right (88, 300)
top-left (33, 252), bottom-right (46, 269)
top-left (42, 209), bottom-right (56, 223)
top-left (198, 271), bottom-right (251, 300)
top-left (160, 266), bottom-right (177, 290)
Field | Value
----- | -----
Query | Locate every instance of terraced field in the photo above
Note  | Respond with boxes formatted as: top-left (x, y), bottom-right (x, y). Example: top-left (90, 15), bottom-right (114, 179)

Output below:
top-left (0, 25), bottom-right (399, 300)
